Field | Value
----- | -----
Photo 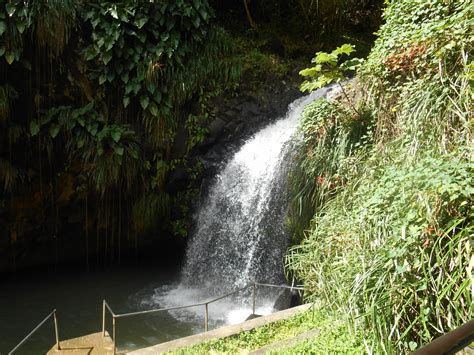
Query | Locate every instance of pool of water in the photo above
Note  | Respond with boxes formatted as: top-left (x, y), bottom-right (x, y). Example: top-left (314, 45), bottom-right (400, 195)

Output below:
top-left (0, 264), bottom-right (205, 354)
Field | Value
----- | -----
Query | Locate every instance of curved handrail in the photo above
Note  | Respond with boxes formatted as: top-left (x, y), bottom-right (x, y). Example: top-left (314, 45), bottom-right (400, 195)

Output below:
top-left (8, 309), bottom-right (60, 355)
top-left (109, 282), bottom-right (304, 319)
top-left (412, 319), bottom-right (474, 354)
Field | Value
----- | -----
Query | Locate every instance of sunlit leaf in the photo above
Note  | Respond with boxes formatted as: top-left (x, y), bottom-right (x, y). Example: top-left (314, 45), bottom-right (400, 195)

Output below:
top-left (6, 3), bottom-right (16, 17)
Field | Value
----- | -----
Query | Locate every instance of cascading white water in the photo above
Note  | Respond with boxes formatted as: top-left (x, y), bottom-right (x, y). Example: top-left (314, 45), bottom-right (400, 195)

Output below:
top-left (148, 86), bottom-right (336, 326)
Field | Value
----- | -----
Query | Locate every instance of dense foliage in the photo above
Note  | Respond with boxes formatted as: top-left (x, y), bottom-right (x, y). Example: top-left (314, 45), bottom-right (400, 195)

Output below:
top-left (212, 0), bottom-right (383, 57)
top-left (288, 0), bottom-right (473, 352)
top-left (0, 0), bottom-right (239, 269)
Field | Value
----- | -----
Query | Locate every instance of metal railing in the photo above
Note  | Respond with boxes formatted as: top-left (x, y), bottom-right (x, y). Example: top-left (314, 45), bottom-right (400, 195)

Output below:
top-left (102, 281), bottom-right (304, 354)
top-left (8, 309), bottom-right (60, 355)
top-left (412, 319), bottom-right (474, 354)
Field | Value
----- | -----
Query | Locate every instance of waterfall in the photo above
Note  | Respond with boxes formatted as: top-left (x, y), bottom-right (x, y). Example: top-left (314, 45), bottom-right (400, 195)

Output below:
top-left (150, 86), bottom-right (336, 325)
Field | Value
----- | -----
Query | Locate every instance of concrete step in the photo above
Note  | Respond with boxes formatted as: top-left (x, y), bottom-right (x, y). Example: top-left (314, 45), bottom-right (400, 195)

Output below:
top-left (47, 332), bottom-right (114, 355)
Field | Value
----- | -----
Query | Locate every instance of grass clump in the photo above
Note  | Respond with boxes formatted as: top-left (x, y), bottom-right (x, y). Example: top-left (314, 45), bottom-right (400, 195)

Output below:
top-left (168, 306), bottom-right (364, 354)
top-left (287, 0), bottom-right (473, 353)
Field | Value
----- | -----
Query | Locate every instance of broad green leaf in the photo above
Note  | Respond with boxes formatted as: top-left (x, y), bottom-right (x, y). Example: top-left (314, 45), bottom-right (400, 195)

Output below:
top-left (136, 17), bottom-right (148, 29)
top-left (99, 74), bottom-right (107, 85)
top-left (50, 125), bottom-right (60, 138)
top-left (166, 17), bottom-right (175, 31)
top-left (129, 149), bottom-right (138, 160)
top-left (118, 11), bottom-right (129, 22)
top-left (332, 44), bottom-right (356, 57)
top-left (30, 121), bottom-right (40, 136)
top-left (109, 7), bottom-right (119, 19)
top-left (137, 32), bottom-right (146, 43)
top-left (121, 72), bottom-right (129, 83)
top-left (192, 0), bottom-right (201, 10)
top-left (102, 50), bottom-right (112, 65)
top-left (6, 3), bottom-right (16, 16)
top-left (88, 123), bottom-right (98, 136)
top-left (299, 66), bottom-right (322, 77)
top-left (132, 82), bottom-right (140, 94)
top-left (16, 20), bottom-right (26, 34)
top-left (111, 130), bottom-right (121, 142)
top-left (125, 83), bottom-right (134, 95)
top-left (0, 21), bottom-right (6, 36)
top-left (113, 146), bottom-right (124, 156)
top-left (140, 95), bottom-right (149, 110)
top-left (314, 52), bottom-right (337, 65)
top-left (5, 51), bottom-right (15, 65)
top-left (149, 102), bottom-right (159, 117)
top-left (91, 17), bottom-right (100, 28)
top-left (146, 81), bottom-right (156, 94)
top-left (123, 96), bottom-right (130, 108)
top-left (84, 10), bottom-right (95, 20)
top-left (199, 8), bottom-right (209, 21)
top-left (106, 70), bottom-right (115, 82)
top-left (154, 47), bottom-right (163, 58)
top-left (340, 58), bottom-right (364, 71)
top-left (105, 38), bottom-right (115, 52)
top-left (84, 47), bottom-right (98, 61)
top-left (154, 91), bottom-right (162, 103)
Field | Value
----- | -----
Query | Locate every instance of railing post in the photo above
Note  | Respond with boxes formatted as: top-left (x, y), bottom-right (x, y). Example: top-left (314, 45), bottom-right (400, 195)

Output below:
top-left (252, 282), bottom-right (256, 315)
top-left (112, 315), bottom-right (116, 355)
top-left (8, 309), bottom-right (59, 355)
top-left (204, 303), bottom-right (209, 332)
top-left (102, 300), bottom-right (106, 337)
top-left (53, 310), bottom-right (60, 350)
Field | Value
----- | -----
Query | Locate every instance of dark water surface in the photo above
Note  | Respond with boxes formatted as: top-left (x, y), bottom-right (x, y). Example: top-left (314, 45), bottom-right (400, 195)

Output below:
top-left (0, 264), bottom-right (201, 354)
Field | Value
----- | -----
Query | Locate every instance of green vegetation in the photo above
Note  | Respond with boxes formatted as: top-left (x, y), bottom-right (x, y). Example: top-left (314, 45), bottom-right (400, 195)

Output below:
top-left (0, 0), bottom-right (239, 268)
top-left (288, 0), bottom-right (473, 353)
top-left (214, 0), bottom-right (382, 57)
top-left (2, 0), bottom-right (470, 351)
top-left (299, 43), bottom-right (359, 92)
top-left (169, 306), bottom-right (365, 354)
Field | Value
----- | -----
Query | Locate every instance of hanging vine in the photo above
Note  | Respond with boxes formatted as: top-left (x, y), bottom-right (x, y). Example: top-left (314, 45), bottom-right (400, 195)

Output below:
top-left (0, 0), bottom-right (240, 269)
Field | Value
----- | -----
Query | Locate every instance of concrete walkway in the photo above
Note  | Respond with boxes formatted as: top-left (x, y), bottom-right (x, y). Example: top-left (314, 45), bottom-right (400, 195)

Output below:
top-left (47, 332), bottom-right (114, 355)
top-left (127, 304), bottom-right (312, 354)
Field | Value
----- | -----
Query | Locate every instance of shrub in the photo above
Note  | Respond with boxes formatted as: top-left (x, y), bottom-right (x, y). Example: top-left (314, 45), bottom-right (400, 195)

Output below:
top-left (287, 0), bottom-right (473, 352)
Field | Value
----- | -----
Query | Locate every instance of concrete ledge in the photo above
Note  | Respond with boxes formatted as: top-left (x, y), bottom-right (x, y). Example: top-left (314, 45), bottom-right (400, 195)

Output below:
top-left (127, 304), bottom-right (312, 354)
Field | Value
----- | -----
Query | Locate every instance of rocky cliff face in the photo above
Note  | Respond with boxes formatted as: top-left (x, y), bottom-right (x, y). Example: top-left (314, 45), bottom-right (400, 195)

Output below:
top-left (168, 77), bottom-right (301, 198)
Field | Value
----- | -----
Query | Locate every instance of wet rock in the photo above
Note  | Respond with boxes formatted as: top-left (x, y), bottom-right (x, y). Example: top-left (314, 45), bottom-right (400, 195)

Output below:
top-left (192, 79), bottom-right (301, 184)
